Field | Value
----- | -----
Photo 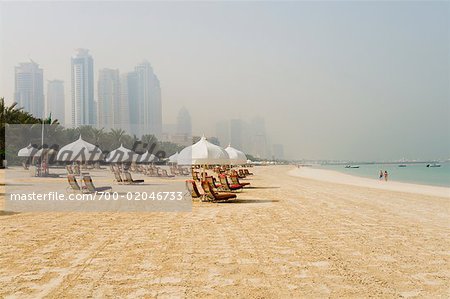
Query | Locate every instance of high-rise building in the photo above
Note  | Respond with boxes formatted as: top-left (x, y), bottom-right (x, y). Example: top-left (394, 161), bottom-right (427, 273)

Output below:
top-left (119, 74), bottom-right (130, 133)
top-left (46, 80), bottom-right (65, 124)
top-left (134, 61), bottom-right (162, 136)
top-left (98, 68), bottom-right (120, 130)
top-left (176, 107), bottom-right (192, 136)
top-left (122, 72), bottom-right (138, 134)
top-left (14, 60), bottom-right (44, 118)
top-left (71, 49), bottom-right (95, 126)
top-left (215, 120), bottom-right (230, 147)
top-left (230, 119), bottom-right (243, 150)
top-left (250, 116), bottom-right (268, 159)
top-left (273, 144), bottom-right (284, 160)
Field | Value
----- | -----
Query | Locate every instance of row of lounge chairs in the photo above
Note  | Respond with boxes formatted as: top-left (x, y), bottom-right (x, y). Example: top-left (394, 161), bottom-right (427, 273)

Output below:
top-left (127, 164), bottom-right (186, 178)
top-left (110, 165), bottom-right (145, 184)
top-left (66, 164), bottom-right (89, 176)
top-left (186, 169), bottom-right (253, 202)
top-left (67, 174), bottom-right (112, 193)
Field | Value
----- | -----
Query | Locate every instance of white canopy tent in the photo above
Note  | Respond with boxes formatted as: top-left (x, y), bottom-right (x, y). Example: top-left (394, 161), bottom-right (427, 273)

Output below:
top-left (178, 136), bottom-right (230, 166)
top-left (225, 145), bottom-right (247, 165)
top-left (57, 136), bottom-right (103, 162)
top-left (106, 144), bottom-right (137, 163)
top-left (168, 152), bottom-right (179, 164)
top-left (178, 136), bottom-right (230, 179)
top-left (18, 144), bottom-right (38, 157)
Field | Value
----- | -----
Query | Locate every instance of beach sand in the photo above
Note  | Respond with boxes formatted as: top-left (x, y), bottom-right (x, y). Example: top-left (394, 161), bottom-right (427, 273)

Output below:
top-left (0, 165), bottom-right (449, 298)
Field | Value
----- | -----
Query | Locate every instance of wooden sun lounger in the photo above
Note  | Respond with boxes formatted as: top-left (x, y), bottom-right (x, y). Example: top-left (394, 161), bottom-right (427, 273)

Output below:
top-left (218, 174), bottom-right (243, 192)
top-left (122, 172), bottom-right (144, 184)
top-left (113, 170), bottom-right (124, 184)
top-left (243, 169), bottom-right (253, 175)
top-left (201, 180), bottom-right (236, 202)
top-left (238, 169), bottom-right (246, 178)
top-left (162, 169), bottom-right (175, 178)
top-left (67, 175), bottom-right (86, 193)
top-left (206, 176), bottom-right (221, 190)
top-left (230, 175), bottom-right (250, 187)
top-left (186, 180), bottom-right (202, 198)
top-left (83, 175), bottom-right (112, 193)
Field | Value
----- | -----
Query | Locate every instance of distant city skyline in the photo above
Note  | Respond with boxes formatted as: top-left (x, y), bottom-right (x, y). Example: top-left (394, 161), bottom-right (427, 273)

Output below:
top-left (2, 1), bottom-right (449, 160)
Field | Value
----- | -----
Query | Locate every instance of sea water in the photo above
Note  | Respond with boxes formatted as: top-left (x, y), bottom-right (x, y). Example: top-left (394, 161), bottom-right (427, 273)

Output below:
top-left (320, 162), bottom-right (450, 188)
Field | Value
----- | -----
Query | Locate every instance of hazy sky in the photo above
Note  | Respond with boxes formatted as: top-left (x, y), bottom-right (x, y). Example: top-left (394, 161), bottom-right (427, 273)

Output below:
top-left (1, 1), bottom-right (449, 160)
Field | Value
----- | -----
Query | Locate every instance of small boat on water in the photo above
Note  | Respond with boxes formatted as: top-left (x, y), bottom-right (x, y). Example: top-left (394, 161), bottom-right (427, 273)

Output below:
top-left (345, 165), bottom-right (360, 169)
top-left (427, 163), bottom-right (441, 168)
top-left (398, 164), bottom-right (407, 167)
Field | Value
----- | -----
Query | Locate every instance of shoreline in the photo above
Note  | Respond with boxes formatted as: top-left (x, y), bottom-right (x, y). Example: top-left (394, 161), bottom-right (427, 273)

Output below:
top-left (289, 166), bottom-right (450, 198)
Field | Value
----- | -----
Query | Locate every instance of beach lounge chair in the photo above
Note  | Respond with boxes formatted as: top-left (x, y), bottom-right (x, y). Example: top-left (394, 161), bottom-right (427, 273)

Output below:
top-left (66, 165), bottom-right (74, 174)
top-left (218, 174), bottom-right (243, 192)
top-left (243, 169), bottom-right (253, 175)
top-left (180, 167), bottom-right (190, 176)
top-left (123, 171), bottom-right (144, 184)
top-left (238, 169), bottom-right (246, 178)
top-left (82, 175), bottom-right (112, 193)
top-left (112, 170), bottom-right (124, 184)
top-left (186, 180), bottom-right (202, 198)
top-left (230, 175), bottom-right (250, 187)
top-left (66, 175), bottom-right (86, 193)
top-left (206, 176), bottom-right (221, 189)
top-left (192, 171), bottom-right (200, 181)
top-left (162, 169), bottom-right (175, 178)
top-left (201, 180), bottom-right (237, 202)
top-left (147, 167), bottom-right (157, 177)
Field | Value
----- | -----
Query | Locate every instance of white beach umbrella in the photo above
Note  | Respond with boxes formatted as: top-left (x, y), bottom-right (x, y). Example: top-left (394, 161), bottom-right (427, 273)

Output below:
top-left (177, 136), bottom-right (230, 165)
top-left (106, 144), bottom-right (137, 163)
top-left (168, 152), bottom-right (179, 164)
top-left (18, 144), bottom-right (38, 157)
top-left (136, 151), bottom-right (156, 163)
top-left (225, 145), bottom-right (247, 165)
top-left (57, 136), bottom-right (103, 162)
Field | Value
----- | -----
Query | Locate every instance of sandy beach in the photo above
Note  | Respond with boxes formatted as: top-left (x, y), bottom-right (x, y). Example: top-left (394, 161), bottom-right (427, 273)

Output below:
top-left (290, 166), bottom-right (450, 198)
top-left (1, 165), bottom-right (449, 298)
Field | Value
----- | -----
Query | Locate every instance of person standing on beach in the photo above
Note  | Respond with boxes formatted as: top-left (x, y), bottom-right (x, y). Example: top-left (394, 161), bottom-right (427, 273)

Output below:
top-left (379, 170), bottom-right (384, 180)
top-left (384, 170), bottom-right (388, 181)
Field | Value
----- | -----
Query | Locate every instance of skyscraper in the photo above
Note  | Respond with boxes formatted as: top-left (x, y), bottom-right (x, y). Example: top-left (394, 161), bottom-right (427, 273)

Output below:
top-left (273, 144), bottom-right (284, 160)
top-left (176, 107), bottom-right (192, 136)
top-left (46, 80), bottom-right (65, 124)
top-left (122, 71), bottom-right (138, 135)
top-left (14, 60), bottom-right (44, 118)
top-left (98, 68), bottom-right (120, 130)
top-left (134, 61), bottom-right (162, 136)
top-left (230, 119), bottom-right (243, 150)
top-left (215, 120), bottom-right (230, 147)
top-left (71, 49), bottom-right (95, 126)
top-left (250, 116), bottom-right (269, 158)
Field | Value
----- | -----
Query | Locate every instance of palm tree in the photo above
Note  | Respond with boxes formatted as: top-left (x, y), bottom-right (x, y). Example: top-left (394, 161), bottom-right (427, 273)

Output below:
top-left (109, 128), bottom-right (126, 149)
top-left (1, 98), bottom-right (41, 163)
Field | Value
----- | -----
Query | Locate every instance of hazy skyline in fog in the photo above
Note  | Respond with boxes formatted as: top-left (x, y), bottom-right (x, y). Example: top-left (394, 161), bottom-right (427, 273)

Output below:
top-left (1, 1), bottom-right (449, 161)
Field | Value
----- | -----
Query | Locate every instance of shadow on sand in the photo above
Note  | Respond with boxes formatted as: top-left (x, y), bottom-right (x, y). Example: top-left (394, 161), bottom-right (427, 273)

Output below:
top-left (222, 198), bottom-right (279, 204)
top-left (245, 186), bottom-right (280, 189)
top-left (0, 210), bottom-right (20, 216)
